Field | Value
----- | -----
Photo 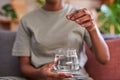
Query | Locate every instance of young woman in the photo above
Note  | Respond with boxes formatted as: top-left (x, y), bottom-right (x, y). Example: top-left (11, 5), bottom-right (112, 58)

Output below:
top-left (12, 0), bottom-right (110, 80)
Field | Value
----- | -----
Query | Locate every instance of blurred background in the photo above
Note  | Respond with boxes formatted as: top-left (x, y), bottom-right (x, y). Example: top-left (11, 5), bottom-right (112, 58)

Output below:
top-left (0, 0), bottom-right (120, 35)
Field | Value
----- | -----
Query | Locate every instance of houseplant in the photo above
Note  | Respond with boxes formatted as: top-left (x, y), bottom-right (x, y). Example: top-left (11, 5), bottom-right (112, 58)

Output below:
top-left (97, 0), bottom-right (120, 35)
top-left (1, 4), bottom-right (17, 19)
top-left (36, 0), bottom-right (45, 6)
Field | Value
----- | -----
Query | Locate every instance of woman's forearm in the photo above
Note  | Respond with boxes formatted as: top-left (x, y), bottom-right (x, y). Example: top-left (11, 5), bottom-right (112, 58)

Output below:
top-left (18, 57), bottom-right (73, 80)
top-left (18, 57), bottom-right (41, 80)
top-left (88, 27), bottom-right (110, 64)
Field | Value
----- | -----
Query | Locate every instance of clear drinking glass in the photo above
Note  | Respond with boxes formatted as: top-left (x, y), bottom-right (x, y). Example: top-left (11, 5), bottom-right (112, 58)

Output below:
top-left (54, 48), bottom-right (80, 74)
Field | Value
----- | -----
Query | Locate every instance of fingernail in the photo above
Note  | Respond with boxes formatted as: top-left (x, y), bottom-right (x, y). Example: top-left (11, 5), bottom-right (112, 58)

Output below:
top-left (67, 74), bottom-right (74, 77)
top-left (70, 75), bottom-right (74, 78)
top-left (66, 15), bottom-right (70, 19)
top-left (76, 19), bottom-right (79, 22)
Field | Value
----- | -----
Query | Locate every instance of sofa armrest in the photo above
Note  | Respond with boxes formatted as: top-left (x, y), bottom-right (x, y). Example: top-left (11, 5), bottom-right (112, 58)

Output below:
top-left (85, 38), bottom-right (120, 80)
top-left (0, 30), bottom-right (22, 77)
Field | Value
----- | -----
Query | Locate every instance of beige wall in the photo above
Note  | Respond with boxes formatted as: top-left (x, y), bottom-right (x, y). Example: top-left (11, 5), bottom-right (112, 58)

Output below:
top-left (67, 0), bottom-right (101, 9)
top-left (0, 0), bottom-right (10, 8)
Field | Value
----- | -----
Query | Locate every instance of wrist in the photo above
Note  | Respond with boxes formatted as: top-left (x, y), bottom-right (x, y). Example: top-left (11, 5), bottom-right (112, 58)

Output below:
top-left (86, 26), bottom-right (96, 32)
top-left (89, 27), bottom-right (96, 32)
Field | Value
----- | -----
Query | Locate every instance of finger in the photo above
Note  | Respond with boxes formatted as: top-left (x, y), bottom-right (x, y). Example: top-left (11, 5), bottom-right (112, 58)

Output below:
top-left (47, 62), bottom-right (54, 70)
top-left (48, 72), bottom-right (73, 79)
top-left (57, 73), bottom-right (73, 78)
top-left (81, 21), bottom-right (94, 28)
top-left (71, 8), bottom-right (92, 21)
top-left (45, 62), bottom-right (54, 68)
top-left (48, 62), bottom-right (54, 67)
top-left (70, 8), bottom-right (89, 21)
top-left (82, 8), bottom-right (91, 15)
top-left (70, 10), bottom-right (86, 21)
top-left (62, 73), bottom-right (74, 78)
top-left (41, 62), bottom-right (54, 71)
top-left (75, 14), bottom-right (93, 24)
top-left (66, 10), bottom-right (79, 20)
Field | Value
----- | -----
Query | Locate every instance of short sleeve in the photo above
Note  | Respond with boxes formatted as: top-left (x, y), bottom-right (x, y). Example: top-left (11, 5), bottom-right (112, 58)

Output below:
top-left (12, 19), bottom-right (31, 56)
top-left (84, 29), bottom-right (92, 48)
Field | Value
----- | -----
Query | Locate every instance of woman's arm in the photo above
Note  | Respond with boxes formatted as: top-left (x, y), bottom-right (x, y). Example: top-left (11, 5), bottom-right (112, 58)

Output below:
top-left (66, 8), bottom-right (110, 64)
top-left (87, 26), bottom-right (110, 64)
top-left (18, 56), bottom-right (73, 80)
top-left (18, 56), bottom-right (40, 80)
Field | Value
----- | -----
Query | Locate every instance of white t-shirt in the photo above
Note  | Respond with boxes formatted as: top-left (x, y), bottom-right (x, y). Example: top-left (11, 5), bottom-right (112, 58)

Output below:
top-left (12, 4), bottom-right (92, 75)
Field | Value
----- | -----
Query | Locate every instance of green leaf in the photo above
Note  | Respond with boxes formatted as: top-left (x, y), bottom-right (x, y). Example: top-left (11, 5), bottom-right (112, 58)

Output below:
top-left (2, 4), bottom-right (17, 19)
top-left (98, 3), bottom-right (120, 34)
top-left (36, 0), bottom-right (45, 6)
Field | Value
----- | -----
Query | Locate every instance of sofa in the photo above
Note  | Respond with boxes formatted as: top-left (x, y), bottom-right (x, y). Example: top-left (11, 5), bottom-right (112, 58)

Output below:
top-left (0, 30), bottom-right (22, 77)
top-left (85, 37), bottom-right (120, 80)
top-left (0, 30), bottom-right (120, 80)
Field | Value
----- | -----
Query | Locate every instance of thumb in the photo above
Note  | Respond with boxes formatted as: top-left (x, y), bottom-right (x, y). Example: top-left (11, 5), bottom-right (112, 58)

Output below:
top-left (47, 62), bottom-right (54, 70)
top-left (66, 10), bottom-right (79, 20)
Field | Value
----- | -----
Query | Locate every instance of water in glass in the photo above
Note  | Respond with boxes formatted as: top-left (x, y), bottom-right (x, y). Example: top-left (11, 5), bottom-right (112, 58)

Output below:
top-left (54, 48), bottom-right (80, 73)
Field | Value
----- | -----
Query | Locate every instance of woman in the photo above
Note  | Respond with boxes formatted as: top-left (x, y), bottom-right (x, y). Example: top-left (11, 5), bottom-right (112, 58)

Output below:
top-left (12, 0), bottom-right (110, 80)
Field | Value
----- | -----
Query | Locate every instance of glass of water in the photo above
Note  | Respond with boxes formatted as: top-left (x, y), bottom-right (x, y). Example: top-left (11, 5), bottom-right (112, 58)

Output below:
top-left (54, 48), bottom-right (80, 74)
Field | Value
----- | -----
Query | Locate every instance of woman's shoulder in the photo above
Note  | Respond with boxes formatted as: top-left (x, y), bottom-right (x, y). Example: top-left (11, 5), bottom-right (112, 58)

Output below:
top-left (21, 8), bottom-right (41, 21)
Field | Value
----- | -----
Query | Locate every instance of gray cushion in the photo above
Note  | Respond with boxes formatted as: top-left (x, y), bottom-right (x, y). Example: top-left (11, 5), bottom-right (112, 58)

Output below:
top-left (0, 30), bottom-right (22, 77)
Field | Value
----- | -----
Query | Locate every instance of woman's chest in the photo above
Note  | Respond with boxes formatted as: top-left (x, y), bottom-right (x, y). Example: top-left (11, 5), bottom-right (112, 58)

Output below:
top-left (31, 24), bottom-right (84, 50)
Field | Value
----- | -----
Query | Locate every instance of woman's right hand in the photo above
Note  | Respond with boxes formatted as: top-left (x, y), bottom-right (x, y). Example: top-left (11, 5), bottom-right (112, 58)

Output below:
top-left (38, 62), bottom-right (73, 80)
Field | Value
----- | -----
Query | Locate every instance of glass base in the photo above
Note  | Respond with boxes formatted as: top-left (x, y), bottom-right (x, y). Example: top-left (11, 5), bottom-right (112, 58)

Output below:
top-left (64, 77), bottom-right (88, 80)
top-left (56, 70), bottom-right (81, 74)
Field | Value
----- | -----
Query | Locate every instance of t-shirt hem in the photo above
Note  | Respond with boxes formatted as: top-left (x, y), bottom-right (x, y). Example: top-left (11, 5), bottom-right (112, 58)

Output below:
top-left (12, 51), bottom-right (30, 56)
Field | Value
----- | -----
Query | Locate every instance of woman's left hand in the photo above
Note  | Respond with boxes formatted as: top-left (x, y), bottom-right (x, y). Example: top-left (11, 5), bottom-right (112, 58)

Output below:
top-left (66, 8), bottom-right (96, 31)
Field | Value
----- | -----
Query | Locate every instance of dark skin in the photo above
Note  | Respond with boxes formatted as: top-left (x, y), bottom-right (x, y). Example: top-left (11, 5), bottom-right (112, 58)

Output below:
top-left (19, 0), bottom-right (110, 80)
